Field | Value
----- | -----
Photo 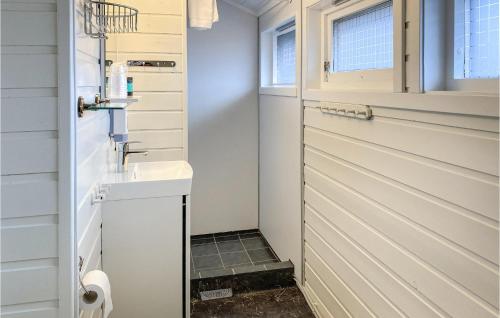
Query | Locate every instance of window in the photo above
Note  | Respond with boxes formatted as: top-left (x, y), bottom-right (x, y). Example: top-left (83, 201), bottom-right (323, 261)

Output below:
top-left (454, 0), bottom-right (499, 79)
top-left (321, 0), bottom-right (395, 91)
top-left (332, 1), bottom-right (393, 72)
top-left (273, 20), bottom-right (296, 85)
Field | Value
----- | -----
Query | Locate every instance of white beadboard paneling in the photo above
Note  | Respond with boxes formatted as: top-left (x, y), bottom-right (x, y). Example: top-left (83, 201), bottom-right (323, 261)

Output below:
top-left (137, 14), bottom-right (183, 34)
top-left (76, 54), bottom-right (100, 88)
top-left (128, 148), bottom-right (184, 163)
top-left (1, 260), bottom-right (58, 306)
top-left (304, 149), bottom-right (498, 264)
top-left (304, 107), bottom-right (499, 176)
top-left (107, 1), bottom-right (187, 163)
top-left (1, 131), bottom-right (58, 175)
top-left (128, 130), bottom-right (183, 149)
top-left (1, 54), bottom-right (57, 89)
top-left (1, 97), bottom-right (58, 132)
top-left (304, 127), bottom-right (499, 221)
top-left (305, 221), bottom-right (446, 318)
top-left (127, 92), bottom-right (183, 111)
top-left (77, 111), bottom-right (110, 167)
top-left (107, 34), bottom-right (182, 54)
top-left (1, 173), bottom-right (58, 219)
top-left (75, 3), bottom-right (107, 317)
top-left (76, 33), bottom-right (100, 60)
top-left (306, 245), bottom-right (375, 317)
top-left (305, 165), bottom-right (498, 307)
top-left (131, 73), bottom-right (183, 92)
top-left (304, 101), bottom-right (499, 318)
top-left (128, 111), bottom-right (183, 130)
top-left (77, 130), bottom-right (111, 204)
top-left (2, 307), bottom-right (58, 318)
top-left (1, 0), bottom-right (61, 315)
top-left (373, 105), bottom-right (499, 133)
top-left (304, 240), bottom-right (404, 317)
top-left (1, 11), bottom-right (56, 46)
top-left (304, 282), bottom-right (332, 318)
top-left (305, 263), bottom-right (351, 318)
top-left (111, 0), bottom-right (183, 15)
top-left (305, 186), bottom-right (497, 317)
top-left (2, 223), bottom-right (58, 262)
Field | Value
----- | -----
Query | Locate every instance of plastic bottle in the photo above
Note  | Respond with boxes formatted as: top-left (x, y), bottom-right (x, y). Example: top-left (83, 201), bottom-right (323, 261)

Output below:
top-left (109, 63), bottom-right (128, 98)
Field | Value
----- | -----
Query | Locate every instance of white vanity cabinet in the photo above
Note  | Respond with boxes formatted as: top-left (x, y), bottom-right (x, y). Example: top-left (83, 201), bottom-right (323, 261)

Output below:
top-left (100, 161), bottom-right (192, 318)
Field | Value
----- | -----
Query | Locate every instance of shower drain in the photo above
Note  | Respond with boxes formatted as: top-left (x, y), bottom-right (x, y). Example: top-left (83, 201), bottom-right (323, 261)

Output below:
top-left (200, 288), bottom-right (233, 301)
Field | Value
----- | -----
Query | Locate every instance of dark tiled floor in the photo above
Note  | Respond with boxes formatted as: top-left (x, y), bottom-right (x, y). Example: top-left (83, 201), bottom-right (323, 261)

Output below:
top-left (191, 230), bottom-right (280, 279)
top-left (191, 286), bottom-right (315, 318)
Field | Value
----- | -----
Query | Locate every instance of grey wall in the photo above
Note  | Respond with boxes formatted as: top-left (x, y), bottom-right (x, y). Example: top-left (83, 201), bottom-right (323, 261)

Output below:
top-left (188, 1), bottom-right (259, 235)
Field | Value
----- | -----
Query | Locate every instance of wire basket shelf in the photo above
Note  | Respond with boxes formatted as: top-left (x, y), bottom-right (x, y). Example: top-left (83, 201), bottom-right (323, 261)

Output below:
top-left (84, 0), bottom-right (139, 38)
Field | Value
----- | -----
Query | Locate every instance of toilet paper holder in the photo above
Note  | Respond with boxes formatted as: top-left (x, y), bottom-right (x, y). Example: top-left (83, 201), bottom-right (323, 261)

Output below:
top-left (79, 256), bottom-right (99, 303)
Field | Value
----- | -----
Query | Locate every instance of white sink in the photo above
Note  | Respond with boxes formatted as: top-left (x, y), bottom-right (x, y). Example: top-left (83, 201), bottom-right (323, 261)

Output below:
top-left (102, 160), bottom-right (193, 201)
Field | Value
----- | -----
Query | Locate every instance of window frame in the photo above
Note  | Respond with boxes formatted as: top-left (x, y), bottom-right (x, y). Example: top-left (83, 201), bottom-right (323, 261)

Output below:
top-left (272, 23), bottom-right (297, 85)
top-left (321, 0), bottom-right (395, 91)
top-left (445, 0), bottom-right (499, 93)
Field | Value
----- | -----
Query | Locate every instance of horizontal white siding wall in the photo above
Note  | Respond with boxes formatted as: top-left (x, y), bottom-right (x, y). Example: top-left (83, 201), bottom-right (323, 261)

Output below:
top-left (0, 0), bottom-right (60, 317)
top-left (75, 1), bottom-right (109, 317)
top-left (302, 99), bottom-right (499, 318)
top-left (106, 0), bottom-right (187, 163)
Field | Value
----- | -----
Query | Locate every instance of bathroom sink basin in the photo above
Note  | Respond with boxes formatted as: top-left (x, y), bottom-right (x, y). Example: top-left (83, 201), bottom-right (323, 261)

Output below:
top-left (102, 161), bottom-right (193, 201)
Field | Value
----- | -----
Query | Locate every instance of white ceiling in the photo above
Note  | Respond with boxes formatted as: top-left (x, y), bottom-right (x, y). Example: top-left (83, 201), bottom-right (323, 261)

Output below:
top-left (222, 0), bottom-right (281, 16)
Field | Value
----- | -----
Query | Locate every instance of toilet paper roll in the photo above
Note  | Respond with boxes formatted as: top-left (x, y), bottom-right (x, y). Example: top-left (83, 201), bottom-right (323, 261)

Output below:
top-left (80, 270), bottom-right (113, 318)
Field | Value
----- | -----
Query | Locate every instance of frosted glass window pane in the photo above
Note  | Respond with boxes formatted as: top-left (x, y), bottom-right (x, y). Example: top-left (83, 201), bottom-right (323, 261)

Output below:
top-left (276, 29), bottom-right (296, 84)
top-left (457, 0), bottom-right (499, 78)
top-left (332, 1), bottom-right (393, 72)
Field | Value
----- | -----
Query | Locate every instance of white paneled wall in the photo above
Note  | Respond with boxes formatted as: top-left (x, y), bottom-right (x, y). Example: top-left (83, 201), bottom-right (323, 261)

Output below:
top-left (0, 0), bottom-right (60, 317)
top-left (107, 0), bottom-right (187, 162)
top-left (74, 1), bottom-right (110, 317)
top-left (302, 99), bottom-right (499, 318)
top-left (188, 1), bottom-right (259, 234)
top-left (258, 0), bottom-right (302, 280)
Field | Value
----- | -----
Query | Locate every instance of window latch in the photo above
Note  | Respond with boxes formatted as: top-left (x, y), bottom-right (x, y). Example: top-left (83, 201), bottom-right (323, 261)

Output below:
top-left (324, 61), bottom-right (331, 81)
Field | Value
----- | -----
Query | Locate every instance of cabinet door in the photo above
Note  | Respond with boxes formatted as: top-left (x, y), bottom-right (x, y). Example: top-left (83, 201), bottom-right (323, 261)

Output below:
top-left (102, 196), bottom-right (183, 318)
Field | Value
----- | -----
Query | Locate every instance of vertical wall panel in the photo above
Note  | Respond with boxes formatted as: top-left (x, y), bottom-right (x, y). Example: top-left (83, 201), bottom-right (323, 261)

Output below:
top-left (188, 1), bottom-right (259, 234)
top-left (0, 0), bottom-right (60, 316)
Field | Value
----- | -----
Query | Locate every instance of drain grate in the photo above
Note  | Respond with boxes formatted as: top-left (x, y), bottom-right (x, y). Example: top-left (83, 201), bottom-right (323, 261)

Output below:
top-left (200, 288), bottom-right (233, 301)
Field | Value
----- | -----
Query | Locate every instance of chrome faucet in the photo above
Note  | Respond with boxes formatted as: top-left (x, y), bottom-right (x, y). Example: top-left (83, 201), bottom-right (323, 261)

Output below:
top-left (116, 141), bottom-right (148, 172)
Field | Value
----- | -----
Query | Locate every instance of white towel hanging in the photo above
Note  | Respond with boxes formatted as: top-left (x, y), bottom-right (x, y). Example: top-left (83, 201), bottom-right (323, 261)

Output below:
top-left (188, 0), bottom-right (219, 30)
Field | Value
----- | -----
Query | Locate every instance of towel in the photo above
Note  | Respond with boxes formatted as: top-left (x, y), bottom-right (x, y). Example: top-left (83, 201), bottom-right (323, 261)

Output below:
top-left (188, 0), bottom-right (219, 30)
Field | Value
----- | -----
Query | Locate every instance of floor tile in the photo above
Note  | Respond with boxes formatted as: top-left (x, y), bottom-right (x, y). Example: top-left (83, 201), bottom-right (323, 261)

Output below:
top-left (241, 237), bottom-right (268, 250)
top-left (247, 248), bottom-right (276, 263)
top-left (220, 251), bottom-right (251, 267)
top-left (191, 243), bottom-right (218, 257)
top-left (193, 255), bottom-right (223, 270)
top-left (217, 240), bottom-right (244, 253)
top-left (239, 232), bottom-right (261, 239)
top-left (215, 235), bottom-right (239, 242)
top-left (192, 237), bottom-right (215, 245)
